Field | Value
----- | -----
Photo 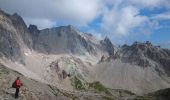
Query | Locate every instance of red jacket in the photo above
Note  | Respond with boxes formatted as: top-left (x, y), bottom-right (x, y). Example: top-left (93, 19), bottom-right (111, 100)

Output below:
top-left (16, 79), bottom-right (22, 88)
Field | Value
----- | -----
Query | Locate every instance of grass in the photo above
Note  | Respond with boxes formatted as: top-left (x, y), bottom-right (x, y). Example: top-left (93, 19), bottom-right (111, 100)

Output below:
top-left (88, 81), bottom-right (111, 95)
top-left (116, 89), bottom-right (135, 95)
top-left (143, 88), bottom-right (170, 100)
top-left (71, 77), bottom-right (112, 94)
top-left (102, 96), bottom-right (115, 100)
top-left (71, 77), bottom-right (112, 95)
top-left (134, 96), bottom-right (152, 100)
top-left (0, 63), bottom-right (9, 75)
top-left (71, 77), bottom-right (86, 90)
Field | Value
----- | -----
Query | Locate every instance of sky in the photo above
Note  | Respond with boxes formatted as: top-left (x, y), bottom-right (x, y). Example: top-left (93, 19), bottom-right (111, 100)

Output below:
top-left (0, 0), bottom-right (170, 47)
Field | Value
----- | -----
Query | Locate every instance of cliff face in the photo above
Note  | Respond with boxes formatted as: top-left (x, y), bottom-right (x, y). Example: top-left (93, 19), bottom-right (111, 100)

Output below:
top-left (30, 25), bottom-right (113, 56)
top-left (0, 10), bottom-right (23, 62)
top-left (10, 13), bottom-right (32, 49)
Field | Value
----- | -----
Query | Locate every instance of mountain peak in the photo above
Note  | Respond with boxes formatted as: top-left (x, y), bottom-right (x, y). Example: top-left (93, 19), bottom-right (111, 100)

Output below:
top-left (0, 9), bottom-right (11, 17)
top-left (0, 8), bottom-right (4, 14)
top-left (104, 36), bottom-right (111, 42)
top-left (12, 13), bottom-right (20, 17)
top-left (103, 37), bottom-right (113, 47)
top-left (10, 12), bottom-right (27, 30)
top-left (28, 24), bottom-right (38, 30)
top-left (67, 24), bottom-right (74, 29)
top-left (28, 24), bottom-right (39, 31)
top-left (12, 13), bottom-right (24, 22)
top-left (132, 41), bottom-right (153, 50)
top-left (100, 37), bottom-right (114, 56)
top-left (28, 24), bottom-right (40, 36)
top-left (66, 25), bottom-right (79, 32)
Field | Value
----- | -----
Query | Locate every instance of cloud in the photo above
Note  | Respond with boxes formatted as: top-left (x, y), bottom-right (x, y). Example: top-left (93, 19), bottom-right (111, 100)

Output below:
top-left (168, 41), bottom-right (170, 44)
top-left (149, 12), bottom-right (170, 29)
top-left (86, 29), bottom-right (102, 40)
top-left (24, 18), bottom-right (55, 29)
top-left (0, 0), bottom-right (170, 44)
top-left (159, 40), bottom-right (170, 49)
top-left (102, 0), bottom-right (166, 10)
top-left (100, 0), bottom-right (170, 44)
top-left (129, 0), bottom-right (162, 8)
top-left (152, 12), bottom-right (170, 20)
top-left (0, 0), bottom-right (102, 28)
top-left (101, 6), bottom-right (148, 35)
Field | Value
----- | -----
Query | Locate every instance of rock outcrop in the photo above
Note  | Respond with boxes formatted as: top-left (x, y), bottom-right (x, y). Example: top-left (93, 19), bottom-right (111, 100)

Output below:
top-left (110, 41), bottom-right (170, 76)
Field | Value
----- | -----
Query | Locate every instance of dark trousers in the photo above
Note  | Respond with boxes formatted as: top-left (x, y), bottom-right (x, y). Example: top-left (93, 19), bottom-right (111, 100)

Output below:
top-left (15, 88), bottom-right (19, 98)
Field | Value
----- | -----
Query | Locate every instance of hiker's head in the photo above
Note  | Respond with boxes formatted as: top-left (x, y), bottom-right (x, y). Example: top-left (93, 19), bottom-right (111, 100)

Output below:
top-left (17, 77), bottom-right (20, 80)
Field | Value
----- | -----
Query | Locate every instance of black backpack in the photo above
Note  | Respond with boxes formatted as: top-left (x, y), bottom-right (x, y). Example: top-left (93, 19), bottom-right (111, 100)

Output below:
top-left (12, 81), bottom-right (16, 88)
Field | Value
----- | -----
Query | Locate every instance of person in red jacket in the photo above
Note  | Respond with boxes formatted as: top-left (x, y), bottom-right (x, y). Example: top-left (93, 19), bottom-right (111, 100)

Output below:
top-left (14, 77), bottom-right (22, 98)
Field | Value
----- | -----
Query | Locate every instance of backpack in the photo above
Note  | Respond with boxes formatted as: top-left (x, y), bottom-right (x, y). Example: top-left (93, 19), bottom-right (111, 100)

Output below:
top-left (12, 81), bottom-right (16, 88)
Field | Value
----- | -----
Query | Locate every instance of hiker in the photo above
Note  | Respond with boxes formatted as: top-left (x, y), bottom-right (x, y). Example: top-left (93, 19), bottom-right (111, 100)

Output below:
top-left (12, 77), bottom-right (22, 99)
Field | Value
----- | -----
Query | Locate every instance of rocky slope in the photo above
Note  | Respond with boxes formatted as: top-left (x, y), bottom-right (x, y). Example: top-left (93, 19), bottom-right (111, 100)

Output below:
top-left (95, 41), bottom-right (170, 94)
top-left (1, 62), bottom-right (169, 100)
top-left (0, 63), bottom-right (141, 100)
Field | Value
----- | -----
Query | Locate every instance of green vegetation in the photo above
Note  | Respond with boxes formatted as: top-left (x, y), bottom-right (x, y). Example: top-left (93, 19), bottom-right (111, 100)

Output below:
top-left (88, 81), bottom-right (111, 95)
top-left (0, 63), bottom-right (9, 75)
top-left (102, 96), bottom-right (115, 100)
top-left (70, 77), bottom-right (157, 100)
top-left (71, 77), bottom-right (86, 90)
top-left (133, 88), bottom-right (170, 100)
top-left (71, 77), bottom-right (112, 95)
top-left (134, 96), bottom-right (152, 100)
top-left (143, 88), bottom-right (170, 100)
top-left (116, 89), bottom-right (135, 95)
